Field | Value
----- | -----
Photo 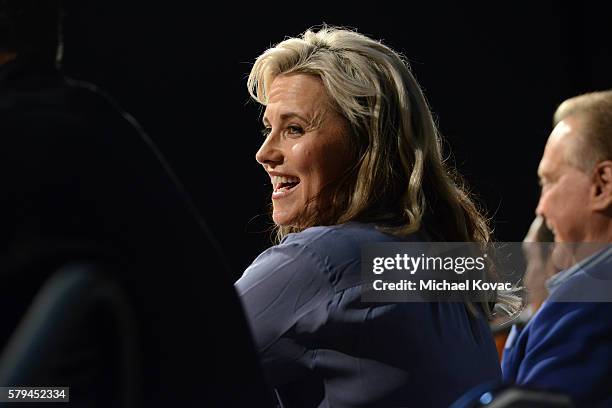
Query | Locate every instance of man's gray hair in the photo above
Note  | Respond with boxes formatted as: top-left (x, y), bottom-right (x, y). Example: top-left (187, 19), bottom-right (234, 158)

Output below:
top-left (554, 90), bottom-right (612, 172)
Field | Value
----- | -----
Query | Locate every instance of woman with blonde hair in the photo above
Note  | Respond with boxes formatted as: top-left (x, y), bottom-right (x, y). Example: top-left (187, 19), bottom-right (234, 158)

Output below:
top-left (236, 26), bottom-right (501, 407)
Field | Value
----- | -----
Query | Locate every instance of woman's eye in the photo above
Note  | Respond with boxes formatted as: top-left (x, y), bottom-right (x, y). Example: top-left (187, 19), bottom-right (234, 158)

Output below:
top-left (261, 127), bottom-right (272, 137)
top-left (286, 125), bottom-right (304, 135)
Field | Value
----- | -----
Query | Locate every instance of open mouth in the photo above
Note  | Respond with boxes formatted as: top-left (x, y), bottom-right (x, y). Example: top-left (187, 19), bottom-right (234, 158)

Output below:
top-left (272, 175), bottom-right (300, 193)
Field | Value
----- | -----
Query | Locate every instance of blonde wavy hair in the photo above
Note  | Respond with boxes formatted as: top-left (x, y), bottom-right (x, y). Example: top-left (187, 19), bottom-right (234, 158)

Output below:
top-left (248, 26), bottom-right (490, 247)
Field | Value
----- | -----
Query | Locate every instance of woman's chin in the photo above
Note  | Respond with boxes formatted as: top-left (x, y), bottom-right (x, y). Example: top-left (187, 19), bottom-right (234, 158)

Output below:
top-left (272, 211), bottom-right (293, 227)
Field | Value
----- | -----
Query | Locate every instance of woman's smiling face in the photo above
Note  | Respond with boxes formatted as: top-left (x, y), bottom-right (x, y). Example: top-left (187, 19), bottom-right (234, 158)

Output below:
top-left (256, 73), bottom-right (352, 227)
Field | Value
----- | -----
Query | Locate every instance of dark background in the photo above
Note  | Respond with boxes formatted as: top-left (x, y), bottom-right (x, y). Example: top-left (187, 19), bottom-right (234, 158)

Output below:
top-left (60, 1), bottom-right (612, 278)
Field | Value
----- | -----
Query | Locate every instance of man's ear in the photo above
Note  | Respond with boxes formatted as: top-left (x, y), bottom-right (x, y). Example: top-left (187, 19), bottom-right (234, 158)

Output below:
top-left (590, 160), bottom-right (612, 211)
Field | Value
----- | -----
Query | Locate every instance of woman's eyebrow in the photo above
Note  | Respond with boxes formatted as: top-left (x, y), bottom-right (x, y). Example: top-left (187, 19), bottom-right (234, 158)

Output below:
top-left (262, 111), bottom-right (310, 125)
top-left (262, 111), bottom-right (322, 128)
top-left (279, 112), bottom-right (309, 123)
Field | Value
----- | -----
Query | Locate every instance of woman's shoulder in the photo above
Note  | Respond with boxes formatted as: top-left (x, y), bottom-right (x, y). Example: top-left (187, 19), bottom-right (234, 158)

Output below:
top-left (285, 222), bottom-right (424, 256)
top-left (240, 222), bottom-right (423, 292)
top-left (284, 222), bottom-right (400, 248)
top-left (241, 223), bottom-right (391, 285)
top-left (278, 223), bottom-right (417, 287)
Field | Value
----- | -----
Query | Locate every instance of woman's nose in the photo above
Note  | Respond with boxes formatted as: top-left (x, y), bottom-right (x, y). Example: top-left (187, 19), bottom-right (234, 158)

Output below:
top-left (256, 134), bottom-right (283, 167)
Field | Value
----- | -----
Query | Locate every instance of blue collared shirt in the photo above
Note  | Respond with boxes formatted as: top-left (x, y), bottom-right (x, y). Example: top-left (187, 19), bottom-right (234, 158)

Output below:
top-left (237, 222), bottom-right (501, 407)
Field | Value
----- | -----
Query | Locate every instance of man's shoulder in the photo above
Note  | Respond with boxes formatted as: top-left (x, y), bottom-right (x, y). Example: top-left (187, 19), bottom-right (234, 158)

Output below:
top-left (0, 63), bottom-right (127, 125)
top-left (519, 299), bottom-right (612, 351)
top-left (0, 65), bottom-right (150, 165)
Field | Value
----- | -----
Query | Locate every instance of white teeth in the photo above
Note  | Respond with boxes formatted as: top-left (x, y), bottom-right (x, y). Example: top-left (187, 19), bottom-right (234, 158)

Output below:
top-left (271, 175), bottom-right (300, 192)
top-left (272, 175), bottom-right (300, 185)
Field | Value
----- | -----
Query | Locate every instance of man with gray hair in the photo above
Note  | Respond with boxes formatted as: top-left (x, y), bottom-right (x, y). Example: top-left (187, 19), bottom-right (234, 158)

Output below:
top-left (502, 90), bottom-right (612, 407)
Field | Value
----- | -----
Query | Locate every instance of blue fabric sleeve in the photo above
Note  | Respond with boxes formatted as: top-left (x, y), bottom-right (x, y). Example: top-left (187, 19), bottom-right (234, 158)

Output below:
top-left (515, 301), bottom-right (612, 405)
top-left (235, 242), bottom-right (334, 386)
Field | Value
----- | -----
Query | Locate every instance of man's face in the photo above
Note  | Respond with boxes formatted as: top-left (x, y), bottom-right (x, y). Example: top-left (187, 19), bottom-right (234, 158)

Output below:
top-left (536, 117), bottom-right (594, 243)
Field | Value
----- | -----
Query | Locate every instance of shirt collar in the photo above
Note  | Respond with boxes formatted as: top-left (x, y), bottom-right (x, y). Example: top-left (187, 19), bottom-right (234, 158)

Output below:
top-left (546, 245), bottom-right (612, 295)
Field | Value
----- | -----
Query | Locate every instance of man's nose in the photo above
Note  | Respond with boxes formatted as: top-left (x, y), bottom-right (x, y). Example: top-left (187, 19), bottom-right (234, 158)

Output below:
top-left (255, 134), bottom-right (283, 166)
top-left (535, 193), bottom-right (546, 217)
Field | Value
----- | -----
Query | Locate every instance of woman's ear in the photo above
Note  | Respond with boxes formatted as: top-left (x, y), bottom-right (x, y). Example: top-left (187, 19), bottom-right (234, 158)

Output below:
top-left (591, 160), bottom-right (612, 211)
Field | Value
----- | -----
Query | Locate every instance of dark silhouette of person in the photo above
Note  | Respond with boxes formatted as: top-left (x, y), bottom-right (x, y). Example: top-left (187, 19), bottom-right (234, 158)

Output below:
top-left (0, 1), bottom-right (271, 406)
